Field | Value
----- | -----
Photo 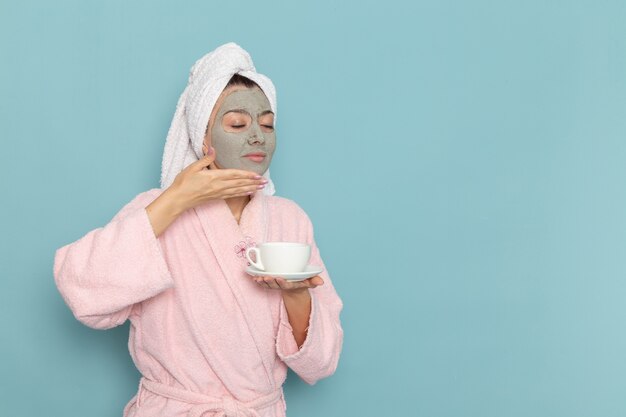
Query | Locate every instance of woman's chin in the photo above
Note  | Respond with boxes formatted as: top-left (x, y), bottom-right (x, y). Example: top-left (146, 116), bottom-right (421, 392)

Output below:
top-left (241, 160), bottom-right (271, 175)
top-left (214, 158), bottom-right (270, 174)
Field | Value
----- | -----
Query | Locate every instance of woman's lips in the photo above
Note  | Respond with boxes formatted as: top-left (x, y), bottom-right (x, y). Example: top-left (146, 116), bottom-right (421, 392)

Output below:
top-left (243, 153), bottom-right (266, 163)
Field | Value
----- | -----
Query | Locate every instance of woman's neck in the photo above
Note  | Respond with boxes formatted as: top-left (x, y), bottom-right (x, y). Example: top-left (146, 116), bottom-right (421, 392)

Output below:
top-left (225, 195), bottom-right (251, 224)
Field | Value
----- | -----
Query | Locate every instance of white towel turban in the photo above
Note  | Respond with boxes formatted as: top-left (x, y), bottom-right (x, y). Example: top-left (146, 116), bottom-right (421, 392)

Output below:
top-left (160, 42), bottom-right (277, 195)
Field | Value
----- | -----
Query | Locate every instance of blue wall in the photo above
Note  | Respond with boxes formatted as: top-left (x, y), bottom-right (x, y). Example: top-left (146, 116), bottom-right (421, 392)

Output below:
top-left (1, 1), bottom-right (625, 416)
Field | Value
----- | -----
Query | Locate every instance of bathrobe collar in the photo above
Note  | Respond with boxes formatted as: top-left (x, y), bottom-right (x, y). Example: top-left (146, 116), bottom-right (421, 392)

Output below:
top-left (192, 192), bottom-right (276, 391)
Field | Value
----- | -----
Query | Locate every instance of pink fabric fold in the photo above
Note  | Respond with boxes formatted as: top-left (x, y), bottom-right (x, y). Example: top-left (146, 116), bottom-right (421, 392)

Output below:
top-left (54, 192), bottom-right (174, 329)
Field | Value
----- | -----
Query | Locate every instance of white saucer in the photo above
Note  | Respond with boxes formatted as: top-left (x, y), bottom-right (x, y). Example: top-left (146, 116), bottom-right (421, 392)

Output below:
top-left (245, 264), bottom-right (324, 281)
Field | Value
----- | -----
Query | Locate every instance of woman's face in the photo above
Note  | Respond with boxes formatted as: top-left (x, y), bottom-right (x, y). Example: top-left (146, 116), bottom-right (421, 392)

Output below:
top-left (203, 84), bottom-right (275, 175)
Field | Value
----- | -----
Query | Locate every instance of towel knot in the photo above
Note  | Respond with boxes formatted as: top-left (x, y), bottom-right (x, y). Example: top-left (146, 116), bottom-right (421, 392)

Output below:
top-left (137, 377), bottom-right (282, 417)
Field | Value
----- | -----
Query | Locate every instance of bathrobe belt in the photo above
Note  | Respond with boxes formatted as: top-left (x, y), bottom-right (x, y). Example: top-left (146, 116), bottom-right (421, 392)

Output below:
top-left (137, 377), bottom-right (283, 417)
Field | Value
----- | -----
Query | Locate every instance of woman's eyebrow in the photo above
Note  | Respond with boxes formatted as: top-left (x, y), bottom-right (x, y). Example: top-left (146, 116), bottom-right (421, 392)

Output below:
top-left (224, 109), bottom-right (250, 116)
top-left (259, 110), bottom-right (274, 117)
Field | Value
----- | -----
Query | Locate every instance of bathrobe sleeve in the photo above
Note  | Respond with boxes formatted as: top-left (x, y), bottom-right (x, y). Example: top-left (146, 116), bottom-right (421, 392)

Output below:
top-left (53, 189), bottom-right (174, 330)
top-left (275, 210), bottom-right (344, 385)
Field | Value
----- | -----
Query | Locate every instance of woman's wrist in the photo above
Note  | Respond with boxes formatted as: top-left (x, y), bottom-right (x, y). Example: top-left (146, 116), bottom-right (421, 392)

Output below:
top-left (281, 288), bottom-right (311, 347)
top-left (145, 187), bottom-right (185, 237)
top-left (163, 185), bottom-right (188, 214)
top-left (281, 287), bottom-right (310, 299)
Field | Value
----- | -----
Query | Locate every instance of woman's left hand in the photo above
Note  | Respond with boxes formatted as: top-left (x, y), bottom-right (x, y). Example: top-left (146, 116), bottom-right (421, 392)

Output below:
top-left (252, 275), bottom-right (324, 291)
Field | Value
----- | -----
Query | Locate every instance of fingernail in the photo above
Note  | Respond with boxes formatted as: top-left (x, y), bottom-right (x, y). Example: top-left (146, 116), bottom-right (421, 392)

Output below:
top-left (261, 179), bottom-right (269, 184)
top-left (257, 184), bottom-right (265, 189)
top-left (246, 191), bottom-right (253, 195)
top-left (254, 175), bottom-right (262, 179)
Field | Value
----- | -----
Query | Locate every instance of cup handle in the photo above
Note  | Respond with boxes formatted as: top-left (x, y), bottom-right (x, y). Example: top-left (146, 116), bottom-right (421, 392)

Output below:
top-left (245, 247), bottom-right (264, 270)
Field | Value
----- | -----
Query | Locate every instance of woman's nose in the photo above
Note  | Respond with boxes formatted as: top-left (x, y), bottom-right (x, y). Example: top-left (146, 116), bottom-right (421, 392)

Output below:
top-left (247, 125), bottom-right (265, 145)
top-left (247, 134), bottom-right (265, 145)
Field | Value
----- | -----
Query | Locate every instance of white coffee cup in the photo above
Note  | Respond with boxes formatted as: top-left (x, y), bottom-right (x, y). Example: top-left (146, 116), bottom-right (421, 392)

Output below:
top-left (245, 242), bottom-right (311, 273)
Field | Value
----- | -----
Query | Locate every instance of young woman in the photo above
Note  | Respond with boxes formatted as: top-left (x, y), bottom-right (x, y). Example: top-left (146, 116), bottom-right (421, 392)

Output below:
top-left (54, 42), bottom-right (344, 417)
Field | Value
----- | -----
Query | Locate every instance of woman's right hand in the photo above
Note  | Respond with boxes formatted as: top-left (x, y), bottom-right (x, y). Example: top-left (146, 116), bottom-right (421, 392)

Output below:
top-left (146, 148), bottom-right (267, 237)
top-left (169, 147), bottom-right (268, 212)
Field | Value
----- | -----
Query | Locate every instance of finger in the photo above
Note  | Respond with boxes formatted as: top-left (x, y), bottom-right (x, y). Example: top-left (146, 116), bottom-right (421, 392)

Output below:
top-left (212, 168), bottom-right (265, 181)
top-left (222, 184), bottom-right (267, 197)
top-left (226, 191), bottom-right (255, 199)
top-left (188, 149), bottom-right (216, 171)
top-left (263, 277), bottom-right (282, 290)
top-left (254, 277), bottom-right (269, 288)
top-left (221, 178), bottom-right (269, 188)
top-left (309, 276), bottom-right (325, 286)
top-left (274, 277), bottom-right (289, 290)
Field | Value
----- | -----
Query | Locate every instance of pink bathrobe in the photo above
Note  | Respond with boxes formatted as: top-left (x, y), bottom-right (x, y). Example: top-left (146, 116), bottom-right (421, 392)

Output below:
top-left (53, 189), bottom-right (344, 417)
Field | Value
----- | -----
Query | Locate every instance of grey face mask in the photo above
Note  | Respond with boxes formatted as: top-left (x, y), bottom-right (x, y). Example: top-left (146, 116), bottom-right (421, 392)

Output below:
top-left (209, 86), bottom-right (276, 174)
